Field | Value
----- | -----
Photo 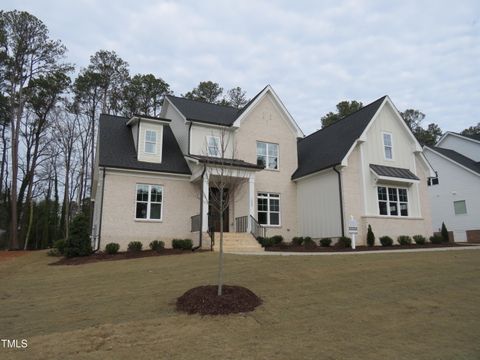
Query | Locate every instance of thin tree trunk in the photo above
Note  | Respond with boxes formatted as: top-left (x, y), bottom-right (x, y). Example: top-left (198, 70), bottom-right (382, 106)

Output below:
top-left (217, 187), bottom-right (224, 296)
top-left (0, 125), bottom-right (7, 196)
top-left (24, 199), bottom-right (34, 250)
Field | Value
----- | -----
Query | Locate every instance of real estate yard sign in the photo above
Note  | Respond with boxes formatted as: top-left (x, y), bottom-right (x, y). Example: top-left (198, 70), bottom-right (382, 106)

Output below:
top-left (348, 216), bottom-right (358, 249)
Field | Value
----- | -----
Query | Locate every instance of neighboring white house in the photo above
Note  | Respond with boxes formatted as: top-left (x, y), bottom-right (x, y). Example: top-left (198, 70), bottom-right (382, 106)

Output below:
top-left (424, 132), bottom-right (480, 242)
top-left (91, 87), bottom-right (435, 250)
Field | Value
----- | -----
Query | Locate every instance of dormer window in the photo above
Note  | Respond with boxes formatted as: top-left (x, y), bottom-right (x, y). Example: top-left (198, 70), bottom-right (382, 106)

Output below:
top-left (383, 132), bottom-right (393, 160)
top-left (145, 130), bottom-right (157, 154)
top-left (207, 136), bottom-right (220, 157)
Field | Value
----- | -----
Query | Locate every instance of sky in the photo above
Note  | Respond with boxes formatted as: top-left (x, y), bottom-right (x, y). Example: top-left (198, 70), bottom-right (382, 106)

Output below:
top-left (4, 0), bottom-right (480, 135)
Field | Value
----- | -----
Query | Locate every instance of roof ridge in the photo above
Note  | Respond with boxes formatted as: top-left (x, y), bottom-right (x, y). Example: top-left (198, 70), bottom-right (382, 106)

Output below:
top-left (167, 94), bottom-right (240, 110)
top-left (299, 95), bottom-right (388, 142)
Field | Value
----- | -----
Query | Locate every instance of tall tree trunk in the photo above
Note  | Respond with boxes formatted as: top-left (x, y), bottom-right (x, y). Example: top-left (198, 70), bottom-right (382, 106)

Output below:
top-left (24, 199), bottom-right (34, 250)
top-left (0, 125), bottom-right (7, 197)
top-left (10, 90), bottom-right (24, 249)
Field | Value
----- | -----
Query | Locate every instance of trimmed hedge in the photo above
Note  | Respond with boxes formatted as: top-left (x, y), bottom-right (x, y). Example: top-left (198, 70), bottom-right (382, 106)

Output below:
top-left (105, 242), bottom-right (120, 254)
top-left (413, 235), bottom-right (426, 245)
top-left (430, 235), bottom-right (443, 244)
top-left (379, 236), bottom-right (393, 247)
top-left (336, 236), bottom-right (351, 248)
top-left (366, 225), bottom-right (375, 247)
top-left (127, 241), bottom-right (143, 252)
top-left (53, 239), bottom-right (66, 255)
top-left (397, 235), bottom-right (412, 246)
top-left (291, 237), bottom-right (304, 246)
top-left (319, 238), bottom-right (332, 247)
top-left (270, 235), bottom-right (284, 245)
top-left (172, 239), bottom-right (193, 250)
top-left (149, 240), bottom-right (165, 252)
top-left (441, 222), bottom-right (449, 243)
top-left (303, 236), bottom-right (316, 247)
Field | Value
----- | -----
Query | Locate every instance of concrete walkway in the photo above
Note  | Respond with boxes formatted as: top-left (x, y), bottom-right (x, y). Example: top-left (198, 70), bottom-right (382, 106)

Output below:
top-left (229, 245), bottom-right (480, 256)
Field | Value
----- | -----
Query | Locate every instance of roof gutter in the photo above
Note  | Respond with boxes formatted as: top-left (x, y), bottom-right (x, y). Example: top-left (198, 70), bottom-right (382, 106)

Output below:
top-left (93, 167), bottom-right (106, 252)
top-left (192, 164), bottom-right (207, 251)
top-left (333, 166), bottom-right (345, 237)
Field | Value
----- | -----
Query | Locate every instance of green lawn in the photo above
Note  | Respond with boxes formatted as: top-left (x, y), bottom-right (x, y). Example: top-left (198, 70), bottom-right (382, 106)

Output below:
top-left (1, 249), bottom-right (480, 359)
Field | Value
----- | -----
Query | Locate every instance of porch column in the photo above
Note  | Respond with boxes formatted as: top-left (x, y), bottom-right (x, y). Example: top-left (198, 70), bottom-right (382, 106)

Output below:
top-left (201, 171), bottom-right (209, 232)
top-left (247, 175), bottom-right (255, 232)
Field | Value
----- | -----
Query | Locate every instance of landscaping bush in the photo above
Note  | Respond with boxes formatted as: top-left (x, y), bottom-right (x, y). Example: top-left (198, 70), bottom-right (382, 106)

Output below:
top-left (367, 224), bottom-right (375, 247)
top-left (291, 237), bottom-right (304, 246)
top-left (441, 222), bottom-right (449, 243)
top-left (53, 239), bottom-right (66, 255)
top-left (303, 236), bottom-right (316, 247)
top-left (413, 235), bottom-right (426, 245)
top-left (172, 239), bottom-right (193, 250)
top-left (127, 241), bottom-right (143, 252)
top-left (257, 237), bottom-right (275, 248)
top-left (336, 236), bottom-right (351, 248)
top-left (47, 248), bottom-right (61, 256)
top-left (105, 242), bottom-right (120, 254)
top-left (379, 236), bottom-right (393, 247)
top-left (397, 235), bottom-right (412, 246)
top-left (64, 213), bottom-right (92, 258)
top-left (149, 240), bottom-right (165, 252)
top-left (270, 235), bottom-right (284, 245)
top-left (319, 238), bottom-right (332, 247)
top-left (430, 235), bottom-right (443, 244)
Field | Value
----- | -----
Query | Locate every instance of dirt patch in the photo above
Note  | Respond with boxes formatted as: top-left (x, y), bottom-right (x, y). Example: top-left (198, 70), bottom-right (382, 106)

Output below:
top-left (0, 250), bottom-right (31, 262)
top-left (49, 249), bottom-right (202, 266)
top-left (176, 285), bottom-right (262, 315)
top-left (266, 243), bottom-right (470, 252)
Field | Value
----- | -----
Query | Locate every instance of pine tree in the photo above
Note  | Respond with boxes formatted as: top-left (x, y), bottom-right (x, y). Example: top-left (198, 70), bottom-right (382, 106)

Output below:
top-left (367, 224), bottom-right (375, 247)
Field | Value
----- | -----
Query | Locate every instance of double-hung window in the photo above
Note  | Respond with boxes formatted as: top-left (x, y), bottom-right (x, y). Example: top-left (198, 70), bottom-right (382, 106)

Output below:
top-left (136, 184), bottom-right (163, 220)
top-left (257, 142), bottom-right (279, 170)
top-left (207, 136), bottom-right (220, 157)
top-left (383, 132), bottom-right (393, 160)
top-left (257, 192), bottom-right (280, 226)
top-left (145, 130), bottom-right (157, 154)
top-left (377, 186), bottom-right (408, 217)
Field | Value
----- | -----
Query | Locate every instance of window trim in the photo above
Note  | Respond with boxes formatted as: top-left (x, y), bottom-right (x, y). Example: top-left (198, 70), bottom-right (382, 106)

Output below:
top-left (144, 130), bottom-right (157, 154)
top-left (206, 135), bottom-right (221, 157)
top-left (382, 131), bottom-right (394, 161)
top-left (453, 200), bottom-right (467, 215)
top-left (256, 141), bottom-right (280, 170)
top-left (257, 192), bottom-right (281, 227)
top-left (135, 184), bottom-right (164, 221)
top-left (377, 186), bottom-right (409, 217)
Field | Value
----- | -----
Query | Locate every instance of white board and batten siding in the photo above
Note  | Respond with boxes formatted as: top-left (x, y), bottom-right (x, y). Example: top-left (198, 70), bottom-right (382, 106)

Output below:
top-left (361, 102), bottom-right (422, 217)
top-left (160, 101), bottom-right (189, 155)
top-left (296, 169), bottom-right (342, 238)
top-left (438, 134), bottom-right (480, 161)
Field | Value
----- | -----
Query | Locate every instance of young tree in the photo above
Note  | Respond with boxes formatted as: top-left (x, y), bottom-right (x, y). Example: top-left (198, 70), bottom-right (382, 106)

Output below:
top-left (202, 129), bottom-right (249, 295)
top-left (183, 81), bottom-right (224, 103)
top-left (321, 100), bottom-right (363, 128)
top-left (0, 10), bottom-right (69, 249)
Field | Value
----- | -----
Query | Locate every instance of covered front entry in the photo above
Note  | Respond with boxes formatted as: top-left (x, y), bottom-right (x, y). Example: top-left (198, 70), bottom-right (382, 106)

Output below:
top-left (209, 187), bottom-right (229, 232)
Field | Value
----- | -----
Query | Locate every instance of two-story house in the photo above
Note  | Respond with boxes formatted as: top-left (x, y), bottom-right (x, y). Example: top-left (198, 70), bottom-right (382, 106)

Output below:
top-left (424, 132), bottom-right (480, 242)
top-left (91, 87), bottom-right (435, 251)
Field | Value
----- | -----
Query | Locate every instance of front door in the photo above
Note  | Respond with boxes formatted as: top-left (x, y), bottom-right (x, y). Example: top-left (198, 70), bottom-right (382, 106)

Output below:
top-left (209, 187), bottom-right (229, 232)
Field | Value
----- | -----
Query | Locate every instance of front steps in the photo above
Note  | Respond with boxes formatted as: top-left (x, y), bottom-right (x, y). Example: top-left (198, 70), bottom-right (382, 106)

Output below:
top-left (212, 232), bottom-right (264, 253)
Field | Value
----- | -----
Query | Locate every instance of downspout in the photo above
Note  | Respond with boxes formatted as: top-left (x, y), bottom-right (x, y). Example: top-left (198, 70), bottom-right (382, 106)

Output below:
top-left (94, 167), bottom-right (106, 252)
top-left (192, 164), bottom-right (207, 251)
top-left (187, 122), bottom-right (192, 155)
top-left (333, 166), bottom-right (345, 237)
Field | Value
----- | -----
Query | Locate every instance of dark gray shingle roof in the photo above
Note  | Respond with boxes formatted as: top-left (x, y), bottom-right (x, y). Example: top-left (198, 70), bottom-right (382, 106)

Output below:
top-left (292, 96), bottom-right (387, 180)
top-left (426, 146), bottom-right (480, 175)
top-left (370, 164), bottom-right (419, 180)
top-left (165, 86), bottom-right (269, 127)
top-left (98, 114), bottom-right (191, 175)
top-left (166, 95), bottom-right (240, 126)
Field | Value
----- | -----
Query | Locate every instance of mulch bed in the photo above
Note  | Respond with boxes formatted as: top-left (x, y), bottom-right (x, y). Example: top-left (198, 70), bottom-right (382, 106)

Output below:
top-left (49, 249), bottom-right (200, 266)
top-left (266, 243), bottom-right (470, 252)
top-left (176, 285), bottom-right (262, 315)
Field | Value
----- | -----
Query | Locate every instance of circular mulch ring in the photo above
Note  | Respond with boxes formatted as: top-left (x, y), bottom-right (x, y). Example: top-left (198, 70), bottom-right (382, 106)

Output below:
top-left (176, 285), bottom-right (262, 315)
